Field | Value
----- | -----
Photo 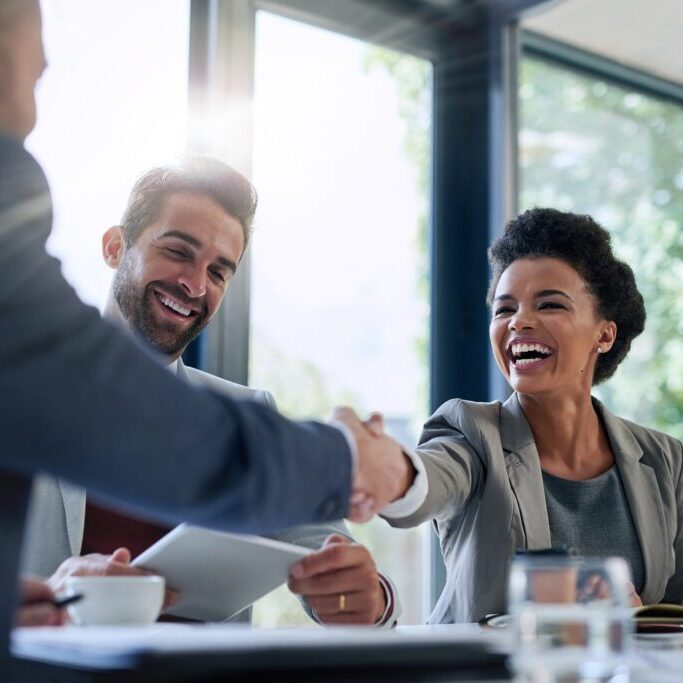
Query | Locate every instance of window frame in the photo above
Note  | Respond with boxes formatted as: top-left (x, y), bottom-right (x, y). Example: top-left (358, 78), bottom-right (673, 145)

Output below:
top-left (188, 0), bottom-right (554, 611)
top-left (522, 30), bottom-right (683, 107)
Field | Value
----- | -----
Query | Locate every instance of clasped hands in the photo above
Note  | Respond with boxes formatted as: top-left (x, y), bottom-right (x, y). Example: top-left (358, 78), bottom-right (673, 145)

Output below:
top-left (331, 407), bottom-right (416, 523)
top-left (17, 407), bottom-right (411, 628)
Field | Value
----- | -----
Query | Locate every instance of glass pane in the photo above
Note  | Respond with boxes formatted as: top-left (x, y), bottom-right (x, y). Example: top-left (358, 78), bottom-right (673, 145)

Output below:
top-left (27, 0), bottom-right (190, 309)
top-left (520, 56), bottom-right (683, 439)
top-left (250, 12), bottom-right (433, 626)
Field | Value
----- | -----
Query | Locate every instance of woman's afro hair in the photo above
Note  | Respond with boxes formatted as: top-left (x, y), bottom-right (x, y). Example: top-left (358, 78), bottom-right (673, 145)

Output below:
top-left (487, 208), bottom-right (645, 384)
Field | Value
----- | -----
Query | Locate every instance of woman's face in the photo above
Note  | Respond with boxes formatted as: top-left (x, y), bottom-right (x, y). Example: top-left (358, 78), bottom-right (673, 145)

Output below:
top-left (489, 257), bottom-right (616, 398)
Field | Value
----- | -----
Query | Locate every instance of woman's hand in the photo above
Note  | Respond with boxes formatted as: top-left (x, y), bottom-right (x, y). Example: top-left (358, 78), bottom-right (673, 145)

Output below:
top-left (579, 574), bottom-right (642, 607)
top-left (627, 581), bottom-right (642, 607)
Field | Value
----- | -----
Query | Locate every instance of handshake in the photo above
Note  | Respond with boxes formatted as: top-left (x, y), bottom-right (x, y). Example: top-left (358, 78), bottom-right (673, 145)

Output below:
top-left (331, 407), bottom-right (416, 523)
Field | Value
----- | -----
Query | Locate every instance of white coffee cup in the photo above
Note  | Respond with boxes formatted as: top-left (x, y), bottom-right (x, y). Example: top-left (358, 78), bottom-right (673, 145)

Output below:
top-left (64, 575), bottom-right (165, 626)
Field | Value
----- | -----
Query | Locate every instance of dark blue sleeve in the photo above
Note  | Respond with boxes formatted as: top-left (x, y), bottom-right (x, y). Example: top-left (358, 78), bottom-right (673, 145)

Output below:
top-left (0, 135), bottom-right (352, 534)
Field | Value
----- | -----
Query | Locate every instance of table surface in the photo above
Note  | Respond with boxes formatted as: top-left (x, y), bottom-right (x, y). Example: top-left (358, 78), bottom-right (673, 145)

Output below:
top-left (10, 622), bottom-right (683, 683)
top-left (9, 623), bottom-right (510, 683)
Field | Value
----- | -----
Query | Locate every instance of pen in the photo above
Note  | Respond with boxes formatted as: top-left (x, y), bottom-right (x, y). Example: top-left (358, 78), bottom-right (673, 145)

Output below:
top-left (52, 593), bottom-right (84, 609)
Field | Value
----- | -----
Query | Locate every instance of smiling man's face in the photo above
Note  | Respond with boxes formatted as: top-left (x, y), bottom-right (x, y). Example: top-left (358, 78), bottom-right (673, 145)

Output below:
top-left (105, 191), bottom-right (245, 360)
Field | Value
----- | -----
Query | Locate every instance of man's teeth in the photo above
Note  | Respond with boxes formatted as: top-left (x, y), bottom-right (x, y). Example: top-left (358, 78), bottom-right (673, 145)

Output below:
top-left (511, 342), bottom-right (552, 358)
top-left (160, 295), bottom-right (191, 317)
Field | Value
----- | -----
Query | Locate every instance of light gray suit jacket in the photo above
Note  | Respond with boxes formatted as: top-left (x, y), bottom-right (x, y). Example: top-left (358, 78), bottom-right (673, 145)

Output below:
top-left (21, 359), bottom-right (349, 621)
top-left (388, 393), bottom-right (683, 624)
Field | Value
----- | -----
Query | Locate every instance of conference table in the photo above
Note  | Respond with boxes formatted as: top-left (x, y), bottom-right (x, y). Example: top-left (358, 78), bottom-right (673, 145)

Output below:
top-left (10, 622), bottom-right (683, 682)
top-left (10, 623), bottom-right (509, 682)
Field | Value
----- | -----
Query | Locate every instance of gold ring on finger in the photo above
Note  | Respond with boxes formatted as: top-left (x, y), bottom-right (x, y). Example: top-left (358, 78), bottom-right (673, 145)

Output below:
top-left (338, 593), bottom-right (346, 613)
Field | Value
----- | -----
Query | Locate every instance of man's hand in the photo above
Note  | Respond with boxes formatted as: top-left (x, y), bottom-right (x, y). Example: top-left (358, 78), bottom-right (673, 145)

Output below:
top-left (332, 407), bottom-right (416, 522)
top-left (48, 547), bottom-right (178, 609)
top-left (288, 534), bottom-right (386, 625)
top-left (16, 578), bottom-right (65, 627)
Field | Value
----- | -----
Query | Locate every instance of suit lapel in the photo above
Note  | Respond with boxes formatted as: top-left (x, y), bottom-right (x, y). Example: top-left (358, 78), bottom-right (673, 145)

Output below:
top-left (501, 395), bottom-right (668, 600)
top-left (501, 394), bottom-right (551, 550)
top-left (596, 402), bottom-right (669, 603)
top-left (57, 481), bottom-right (86, 557)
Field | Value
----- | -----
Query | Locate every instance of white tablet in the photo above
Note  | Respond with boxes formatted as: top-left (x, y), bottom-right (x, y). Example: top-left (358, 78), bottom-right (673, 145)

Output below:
top-left (132, 524), bottom-right (311, 622)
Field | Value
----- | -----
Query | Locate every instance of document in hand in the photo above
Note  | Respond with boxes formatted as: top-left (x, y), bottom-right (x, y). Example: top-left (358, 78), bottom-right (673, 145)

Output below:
top-left (132, 524), bottom-right (310, 622)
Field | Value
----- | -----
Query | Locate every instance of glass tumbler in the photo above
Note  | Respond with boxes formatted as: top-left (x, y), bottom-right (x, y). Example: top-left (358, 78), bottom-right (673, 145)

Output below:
top-left (508, 555), bottom-right (633, 683)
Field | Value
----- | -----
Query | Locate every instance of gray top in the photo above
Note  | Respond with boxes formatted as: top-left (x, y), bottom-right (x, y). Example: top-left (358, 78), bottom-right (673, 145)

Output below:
top-left (543, 466), bottom-right (645, 593)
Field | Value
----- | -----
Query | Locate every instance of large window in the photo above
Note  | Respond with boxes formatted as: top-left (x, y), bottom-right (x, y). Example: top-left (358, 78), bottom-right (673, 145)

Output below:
top-left (29, 1), bottom-right (434, 627)
top-left (520, 54), bottom-right (683, 439)
top-left (249, 12), bottom-right (433, 626)
top-left (28, 0), bottom-right (190, 309)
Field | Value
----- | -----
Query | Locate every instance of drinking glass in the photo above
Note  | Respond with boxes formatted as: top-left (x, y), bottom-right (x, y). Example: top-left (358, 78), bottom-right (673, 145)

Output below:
top-left (508, 555), bottom-right (633, 683)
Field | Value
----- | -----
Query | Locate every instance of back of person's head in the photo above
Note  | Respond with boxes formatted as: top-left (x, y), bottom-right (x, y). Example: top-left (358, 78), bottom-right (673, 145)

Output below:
top-left (0, 0), bottom-right (43, 140)
top-left (487, 207), bottom-right (646, 384)
top-left (0, 0), bottom-right (36, 25)
top-left (120, 156), bottom-right (258, 252)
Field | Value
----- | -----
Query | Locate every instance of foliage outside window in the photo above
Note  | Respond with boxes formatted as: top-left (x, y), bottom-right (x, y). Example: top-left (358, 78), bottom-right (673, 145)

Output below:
top-left (249, 14), bottom-right (432, 626)
top-left (520, 55), bottom-right (683, 439)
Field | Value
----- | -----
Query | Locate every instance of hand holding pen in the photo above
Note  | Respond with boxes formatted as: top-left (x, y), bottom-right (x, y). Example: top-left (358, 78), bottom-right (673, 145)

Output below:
top-left (16, 577), bottom-right (82, 627)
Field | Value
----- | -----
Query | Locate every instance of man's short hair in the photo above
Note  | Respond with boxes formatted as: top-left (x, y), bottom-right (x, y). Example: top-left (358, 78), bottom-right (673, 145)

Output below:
top-left (120, 156), bottom-right (258, 251)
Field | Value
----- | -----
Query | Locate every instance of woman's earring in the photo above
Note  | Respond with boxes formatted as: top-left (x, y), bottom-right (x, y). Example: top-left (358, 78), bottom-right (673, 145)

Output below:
top-left (597, 347), bottom-right (604, 354)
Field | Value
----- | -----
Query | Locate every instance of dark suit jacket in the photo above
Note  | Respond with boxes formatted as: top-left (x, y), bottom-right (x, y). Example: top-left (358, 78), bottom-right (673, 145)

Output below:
top-left (0, 135), bottom-right (352, 659)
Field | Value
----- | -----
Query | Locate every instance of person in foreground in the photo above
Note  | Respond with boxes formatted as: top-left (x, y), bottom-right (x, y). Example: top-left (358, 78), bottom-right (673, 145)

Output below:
top-left (0, 0), bottom-right (412, 644)
top-left (21, 157), bottom-right (399, 626)
top-left (383, 207), bottom-right (683, 623)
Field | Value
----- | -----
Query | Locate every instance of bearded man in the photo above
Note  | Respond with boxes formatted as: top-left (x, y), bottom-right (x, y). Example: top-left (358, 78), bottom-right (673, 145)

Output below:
top-left (21, 157), bottom-right (401, 627)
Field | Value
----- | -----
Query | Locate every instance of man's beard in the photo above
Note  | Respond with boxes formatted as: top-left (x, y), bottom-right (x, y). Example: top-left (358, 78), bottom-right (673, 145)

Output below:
top-left (112, 261), bottom-right (209, 357)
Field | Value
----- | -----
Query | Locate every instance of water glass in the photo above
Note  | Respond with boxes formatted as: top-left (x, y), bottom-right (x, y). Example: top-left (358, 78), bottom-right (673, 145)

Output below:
top-left (508, 555), bottom-right (633, 683)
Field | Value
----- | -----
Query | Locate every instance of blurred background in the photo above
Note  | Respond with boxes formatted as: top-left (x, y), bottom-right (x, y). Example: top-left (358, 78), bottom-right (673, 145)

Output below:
top-left (29, 0), bottom-right (683, 624)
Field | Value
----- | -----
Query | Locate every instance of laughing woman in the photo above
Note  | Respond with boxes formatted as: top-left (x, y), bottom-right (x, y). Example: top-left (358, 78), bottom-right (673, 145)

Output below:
top-left (384, 208), bottom-right (683, 623)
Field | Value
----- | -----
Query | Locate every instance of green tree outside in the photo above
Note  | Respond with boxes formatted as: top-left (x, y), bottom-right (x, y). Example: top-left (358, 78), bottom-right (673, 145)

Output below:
top-left (364, 48), bottom-right (432, 434)
top-left (520, 57), bottom-right (683, 439)
top-left (361, 51), bottom-right (683, 441)
top-left (251, 44), bottom-right (433, 627)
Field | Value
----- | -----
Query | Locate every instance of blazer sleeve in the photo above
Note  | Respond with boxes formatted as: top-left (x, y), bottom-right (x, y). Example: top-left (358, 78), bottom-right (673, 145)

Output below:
top-left (0, 137), bottom-right (352, 534)
top-left (385, 399), bottom-right (485, 528)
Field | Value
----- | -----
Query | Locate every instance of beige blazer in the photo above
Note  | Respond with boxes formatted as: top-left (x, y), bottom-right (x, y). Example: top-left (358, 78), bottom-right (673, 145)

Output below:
top-left (387, 393), bottom-right (683, 623)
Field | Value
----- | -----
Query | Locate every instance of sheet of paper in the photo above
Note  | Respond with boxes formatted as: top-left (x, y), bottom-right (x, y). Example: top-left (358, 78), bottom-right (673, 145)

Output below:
top-left (131, 524), bottom-right (311, 621)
